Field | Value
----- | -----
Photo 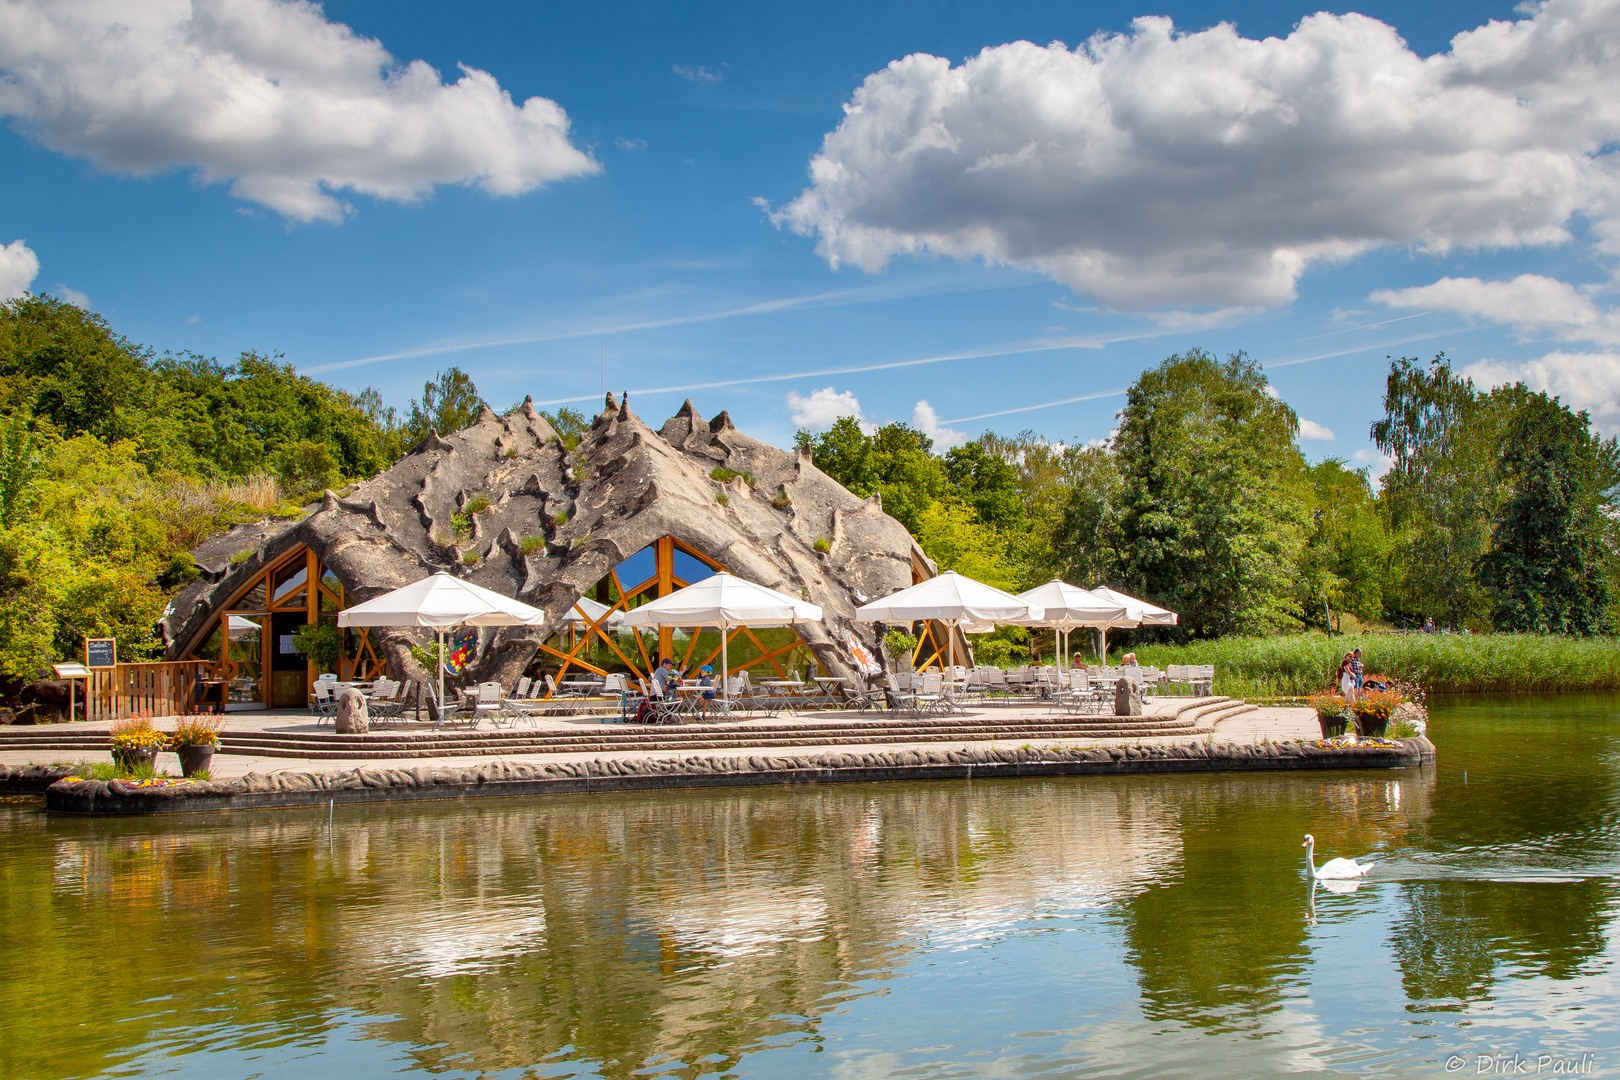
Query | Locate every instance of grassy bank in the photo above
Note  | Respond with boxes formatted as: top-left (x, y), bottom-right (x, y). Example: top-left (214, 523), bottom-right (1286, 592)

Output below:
top-left (1128, 633), bottom-right (1620, 697)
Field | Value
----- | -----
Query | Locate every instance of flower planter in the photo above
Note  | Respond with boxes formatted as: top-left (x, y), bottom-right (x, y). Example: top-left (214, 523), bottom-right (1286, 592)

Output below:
top-left (1354, 714), bottom-right (1389, 739)
top-left (1316, 714), bottom-right (1349, 739)
top-left (176, 744), bottom-right (215, 778)
top-left (113, 747), bottom-right (157, 772)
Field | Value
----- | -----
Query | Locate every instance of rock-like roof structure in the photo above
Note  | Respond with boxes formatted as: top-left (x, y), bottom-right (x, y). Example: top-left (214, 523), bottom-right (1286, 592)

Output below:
top-left (165, 395), bottom-right (930, 685)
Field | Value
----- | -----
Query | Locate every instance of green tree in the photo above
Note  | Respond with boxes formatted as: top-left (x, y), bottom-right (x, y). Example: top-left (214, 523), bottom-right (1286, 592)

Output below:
top-left (538, 406), bottom-right (589, 450)
top-left (1109, 350), bottom-right (1308, 637)
top-left (1475, 393), bottom-right (1618, 633)
top-left (1370, 356), bottom-right (1509, 627)
top-left (0, 408), bottom-right (43, 529)
top-left (1298, 459), bottom-right (1393, 630)
top-left (0, 294), bottom-right (154, 445)
top-left (796, 418), bottom-right (947, 534)
top-left (405, 366), bottom-right (486, 443)
top-left (943, 440), bottom-right (1024, 530)
top-left (1054, 444), bottom-right (1123, 589)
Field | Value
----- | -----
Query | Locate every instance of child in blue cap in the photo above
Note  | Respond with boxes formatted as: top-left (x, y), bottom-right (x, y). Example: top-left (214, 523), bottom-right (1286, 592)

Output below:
top-left (698, 665), bottom-right (716, 716)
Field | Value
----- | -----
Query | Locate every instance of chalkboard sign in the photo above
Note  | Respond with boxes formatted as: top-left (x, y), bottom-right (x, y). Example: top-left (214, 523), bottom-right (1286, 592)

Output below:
top-left (85, 638), bottom-right (117, 668)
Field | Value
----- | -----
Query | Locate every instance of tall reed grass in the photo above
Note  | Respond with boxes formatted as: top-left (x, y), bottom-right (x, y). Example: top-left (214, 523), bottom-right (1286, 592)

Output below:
top-left (1129, 634), bottom-right (1620, 697)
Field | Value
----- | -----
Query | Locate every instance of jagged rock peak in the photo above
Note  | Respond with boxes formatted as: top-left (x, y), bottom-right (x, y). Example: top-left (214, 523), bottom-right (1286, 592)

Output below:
top-left (709, 410), bottom-right (735, 433)
top-left (596, 392), bottom-right (620, 425)
top-left (476, 404), bottom-right (500, 425)
top-left (675, 399), bottom-right (702, 422)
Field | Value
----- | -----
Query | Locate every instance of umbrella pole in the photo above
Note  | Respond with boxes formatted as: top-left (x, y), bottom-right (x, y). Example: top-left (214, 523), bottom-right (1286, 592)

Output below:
top-left (721, 619), bottom-right (729, 718)
top-left (947, 619), bottom-right (955, 704)
top-left (438, 628), bottom-right (446, 720)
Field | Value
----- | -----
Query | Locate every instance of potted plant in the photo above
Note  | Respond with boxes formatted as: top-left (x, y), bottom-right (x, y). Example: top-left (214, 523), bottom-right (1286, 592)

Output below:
top-left (169, 716), bottom-right (223, 777)
top-left (881, 629), bottom-right (918, 672)
top-left (1307, 691), bottom-right (1350, 738)
top-left (110, 719), bottom-right (166, 772)
top-left (292, 620), bottom-right (344, 675)
top-left (1351, 688), bottom-right (1400, 739)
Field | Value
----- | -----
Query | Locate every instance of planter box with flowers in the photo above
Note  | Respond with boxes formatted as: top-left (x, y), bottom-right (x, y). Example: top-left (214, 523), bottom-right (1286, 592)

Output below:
top-left (1307, 692), bottom-right (1350, 738)
top-left (169, 717), bottom-right (223, 778)
top-left (1351, 688), bottom-right (1402, 739)
top-left (109, 719), bottom-right (167, 773)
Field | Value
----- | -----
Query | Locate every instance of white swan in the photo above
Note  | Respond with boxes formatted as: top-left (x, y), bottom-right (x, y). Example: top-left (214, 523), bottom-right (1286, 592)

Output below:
top-left (1302, 834), bottom-right (1375, 879)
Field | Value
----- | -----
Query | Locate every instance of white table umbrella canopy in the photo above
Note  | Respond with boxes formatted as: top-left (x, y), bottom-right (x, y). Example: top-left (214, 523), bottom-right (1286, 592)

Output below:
top-left (338, 572), bottom-right (548, 629)
top-left (1085, 586), bottom-right (1178, 660)
top-left (1088, 586), bottom-right (1179, 626)
top-left (337, 571), bottom-right (545, 711)
top-left (620, 571), bottom-right (823, 707)
top-left (855, 571), bottom-right (1044, 676)
top-left (1008, 581), bottom-right (1134, 669)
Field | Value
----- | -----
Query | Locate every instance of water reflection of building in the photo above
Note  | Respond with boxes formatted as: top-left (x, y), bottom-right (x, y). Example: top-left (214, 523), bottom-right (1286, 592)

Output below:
top-left (39, 780), bottom-right (1182, 1075)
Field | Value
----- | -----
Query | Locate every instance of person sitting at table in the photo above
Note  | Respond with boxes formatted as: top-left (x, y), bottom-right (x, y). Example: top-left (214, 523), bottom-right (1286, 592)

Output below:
top-left (695, 665), bottom-right (716, 716)
top-left (651, 657), bottom-right (680, 699)
top-left (1122, 653), bottom-right (1140, 667)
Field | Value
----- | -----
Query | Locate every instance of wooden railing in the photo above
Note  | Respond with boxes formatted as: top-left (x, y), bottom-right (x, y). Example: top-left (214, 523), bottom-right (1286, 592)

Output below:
top-left (85, 661), bottom-right (215, 722)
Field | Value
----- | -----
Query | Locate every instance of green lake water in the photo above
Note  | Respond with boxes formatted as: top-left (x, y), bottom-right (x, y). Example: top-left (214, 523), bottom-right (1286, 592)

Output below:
top-left (2, 694), bottom-right (1618, 1079)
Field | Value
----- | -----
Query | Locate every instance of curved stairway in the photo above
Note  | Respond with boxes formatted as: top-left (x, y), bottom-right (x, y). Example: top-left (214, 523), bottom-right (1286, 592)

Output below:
top-left (0, 698), bottom-right (1255, 761)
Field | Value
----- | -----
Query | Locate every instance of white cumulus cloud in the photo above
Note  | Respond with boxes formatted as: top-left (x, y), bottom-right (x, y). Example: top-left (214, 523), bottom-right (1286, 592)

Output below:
top-left (0, 0), bottom-right (599, 222)
top-left (1465, 351), bottom-right (1620, 433)
top-left (0, 239), bottom-right (39, 299)
top-left (1373, 273), bottom-right (1620, 346)
top-left (53, 284), bottom-right (88, 308)
top-left (1298, 419), bottom-right (1335, 441)
top-left (787, 386), bottom-right (873, 431)
top-left (775, 0), bottom-right (1620, 308)
top-left (911, 400), bottom-right (966, 451)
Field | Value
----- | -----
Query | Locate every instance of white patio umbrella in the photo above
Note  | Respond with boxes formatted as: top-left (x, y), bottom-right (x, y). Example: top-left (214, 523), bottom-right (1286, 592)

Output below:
top-left (562, 596), bottom-right (626, 634)
top-left (1087, 586), bottom-right (1178, 659)
top-left (855, 571), bottom-right (1043, 688)
top-left (337, 571), bottom-right (545, 714)
top-left (620, 571), bottom-right (822, 711)
top-left (1008, 581), bottom-right (1132, 670)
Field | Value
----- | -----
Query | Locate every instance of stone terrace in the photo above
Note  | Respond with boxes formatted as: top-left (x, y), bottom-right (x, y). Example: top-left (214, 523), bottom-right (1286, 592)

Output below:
top-left (0, 697), bottom-right (1322, 782)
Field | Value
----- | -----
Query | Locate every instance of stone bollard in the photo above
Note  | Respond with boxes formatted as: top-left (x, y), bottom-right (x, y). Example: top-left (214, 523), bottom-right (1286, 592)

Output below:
top-left (335, 688), bottom-right (370, 734)
top-left (1114, 679), bottom-right (1143, 717)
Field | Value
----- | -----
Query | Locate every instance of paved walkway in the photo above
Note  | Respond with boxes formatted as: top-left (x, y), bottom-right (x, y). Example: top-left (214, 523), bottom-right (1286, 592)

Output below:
top-left (0, 700), bottom-right (1322, 782)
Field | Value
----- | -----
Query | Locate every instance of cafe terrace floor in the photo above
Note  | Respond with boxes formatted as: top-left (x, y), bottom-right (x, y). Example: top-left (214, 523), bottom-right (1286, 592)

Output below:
top-left (0, 696), bottom-right (1332, 782)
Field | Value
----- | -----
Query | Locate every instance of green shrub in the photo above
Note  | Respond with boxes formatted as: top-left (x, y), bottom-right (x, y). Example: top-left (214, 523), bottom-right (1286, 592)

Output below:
top-left (711, 467), bottom-right (754, 486)
top-left (813, 536), bottom-right (830, 553)
top-left (451, 511), bottom-right (472, 539)
top-left (519, 535), bottom-right (546, 555)
top-left (553, 512), bottom-right (569, 527)
top-left (229, 549), bottom-right (253, 565)
top-left (716, 492), bottom-right (729, 506)
top-left (462, 549), bottom-right (480, 565)
top-left (464, 493), bottom-right (490, 515)
top-left (772, 489), bottom-right (792, 510)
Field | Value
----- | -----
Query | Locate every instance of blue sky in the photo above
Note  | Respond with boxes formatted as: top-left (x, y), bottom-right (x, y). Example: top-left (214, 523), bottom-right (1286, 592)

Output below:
top-left (4, 0), bottom-right (1617, 469)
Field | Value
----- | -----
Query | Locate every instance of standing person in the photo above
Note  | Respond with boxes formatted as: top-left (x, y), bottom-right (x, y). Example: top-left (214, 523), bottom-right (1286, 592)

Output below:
top-left (1351, 648), bottom-right (1365, 694)
top-left (1422, 616), bottom-right (1435, 634)
top-left (1337, 653), bottom-right (1357, 703)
